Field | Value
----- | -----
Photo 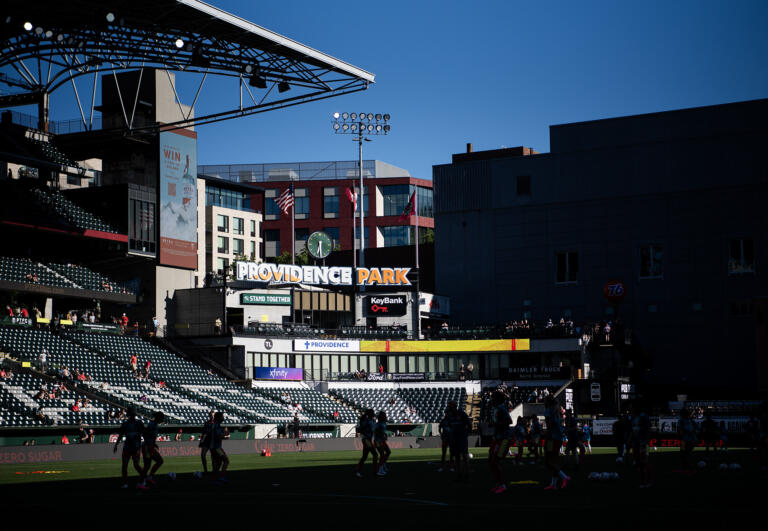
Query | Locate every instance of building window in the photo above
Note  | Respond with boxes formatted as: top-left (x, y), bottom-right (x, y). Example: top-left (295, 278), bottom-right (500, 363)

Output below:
top-left (265, 229), bottom-right (280, 258)
top-left (216, 257), bottom-right (229, 275)
top-left (353, 226), bottom-right (370, 250)
top-left (233, 238), bottom-right (244, 256)
top-left (250, 240), bottom-right (256, 260)
top-left (217, 236), bottom-right (229, 254)
top-left (729, 239), bottom-right (754, 274)
top-left (265, 189), bottom-right (280, 220)
top-left (416, 186), bottom-right (433, 218)
top-left (353, 185), bottom-right (370, 216)
top-left (517, 175), bottom-right (531, 196)
top-left (382, 226), bottom-right (410, 247)
top-left (250, 219), bottom-right (256, 237)
top-left (323, 187), bottom-right (339, 218)
top-left (640, 245), bottom-right (663, 279)
top-left (556, 251), bottom-right (578, 284)
top-left (295, 228), bottom-right (310, 254)
top-left (295, 188), bottom-right (309, 219)
top-left (324, 227), bottom-right (340, 248)
top-left (382, 184), bottom-right (411, 217)
top-left (233, 217), bottom-right (244, 235)
top-left (216, 214), bottom-right (229, 233)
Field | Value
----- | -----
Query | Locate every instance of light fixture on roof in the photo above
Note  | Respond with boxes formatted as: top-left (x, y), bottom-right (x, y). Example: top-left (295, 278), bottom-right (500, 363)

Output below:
top-left (23, 22), bottom-right (32, 31)
top-left (333, 122), bottom-right (340, 130)
top-left (367, 113), bottom-right (373, 120)
top-left (248, 74), bottom-right (267, 89)
top-left (175, 38), bottom-right (184, 49)
top-left (383, 114), bottom-right (391, 121)
top-left (45, 30), bottom-right (53, 38)
top-left (350, 113), bottom-right (357, 120)
top-left (333, 112), bottom-right (340, 119)
top-left (35, 27), bottom-right (43, 35)
top-left (244, 64), bottom-right (253, 74)
top-left (190, 47), bottom-right (210, 68)
top-left (375, 113), bottom-right (382, 121)
top-left (106, 12), bottom-right (116, 23)
top-left (277, 81), bottom-right (290, 93)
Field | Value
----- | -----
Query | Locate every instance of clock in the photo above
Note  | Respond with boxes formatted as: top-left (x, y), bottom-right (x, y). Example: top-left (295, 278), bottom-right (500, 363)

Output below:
top-left (306, 231), bottom-right (333, 260)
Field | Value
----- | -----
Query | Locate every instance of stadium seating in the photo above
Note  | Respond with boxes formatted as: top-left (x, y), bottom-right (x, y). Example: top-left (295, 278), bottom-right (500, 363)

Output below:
top-left (254, 386), bottom-right (358, 424)
top-left (328, 386), bottom-right (468, 424)
top-left (26, 138), bottom-right (77, 168)
top-left (0, 256), bottom-right (76, 289)
top-left (31, 187), bottom-right (119, 233)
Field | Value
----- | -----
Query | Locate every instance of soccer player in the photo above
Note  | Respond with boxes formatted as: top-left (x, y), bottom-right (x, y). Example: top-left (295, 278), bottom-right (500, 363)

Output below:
top-left (438, 408), bottom-right (455, 472)
top-left (446, 400), bottom-right (472, 482)
top-left (488, 391), bottom-right (513, 494)
top-left (199, 410), bottom-right (215, 475)
top-left (528, 415), bottom-right (543, 460)
top-left (701, 412), bottom-right (719, 457)
top-left (209, 411), bottom-right (229, 485)
top-left (355, 409), bottom-right (378, 478)
top-left (140, 411), bottom-right (165, 487)
top-left (543, 396), bottom-right (570, 490)
top-left (630, 402), bottom-right (653, 488)
top-left (678, 408), bottom-right (698, 472)
top-left (512, 416), bottom-right (527, 465)
top-left (564, 411), bottom-right (581, 468)
top-left (374, 411), bottom-right (391, 477)
top-left (582, 421), bottom-right (593, 455)
top-left (113, 406), bottom-right (145, 489)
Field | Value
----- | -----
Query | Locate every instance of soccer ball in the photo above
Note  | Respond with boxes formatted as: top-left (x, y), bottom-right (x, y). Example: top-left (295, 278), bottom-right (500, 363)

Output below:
top-left (616, 456), bottom-right (624, 464)
top-left (193, 471), bottom-right (203, 479)
top-left (697, 461), bottom-right (707, 469)
top-left (468, 453), bottom-right (473, 459)
top-left (167, 471), bottom-right (176, 480)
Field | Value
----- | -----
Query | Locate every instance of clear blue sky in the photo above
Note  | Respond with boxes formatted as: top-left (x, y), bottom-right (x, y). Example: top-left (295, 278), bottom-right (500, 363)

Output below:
top-left (22, 0), bottom-right (768, 179)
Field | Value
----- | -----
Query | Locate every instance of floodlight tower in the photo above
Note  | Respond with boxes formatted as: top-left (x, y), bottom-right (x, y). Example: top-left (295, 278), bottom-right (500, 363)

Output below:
top-left (332, 112), bottom-right (390, 270)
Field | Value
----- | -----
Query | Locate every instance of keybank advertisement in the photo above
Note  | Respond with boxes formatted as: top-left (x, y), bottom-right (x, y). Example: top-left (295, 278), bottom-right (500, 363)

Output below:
top-left (253, 367), bottom-right (303, 381)
top-left (293, 339), bottom-right (361, 352)
top-left (235, 261), bottom-right (411, 287)
top-left (159, 129), bottom-right (198, 269)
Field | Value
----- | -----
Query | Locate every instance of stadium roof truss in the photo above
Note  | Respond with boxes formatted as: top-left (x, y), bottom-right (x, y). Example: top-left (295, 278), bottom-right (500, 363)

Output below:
top-left (0, 0), bottom-right (374, 133)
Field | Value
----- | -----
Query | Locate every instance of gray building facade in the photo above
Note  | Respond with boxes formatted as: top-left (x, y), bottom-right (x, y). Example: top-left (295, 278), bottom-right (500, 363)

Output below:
top-left (433, 99), bottom-right (768, 389)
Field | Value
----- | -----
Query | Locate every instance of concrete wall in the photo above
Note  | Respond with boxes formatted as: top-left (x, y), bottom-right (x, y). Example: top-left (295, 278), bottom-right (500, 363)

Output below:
top-left (155, 265), bottom-right (195, 336)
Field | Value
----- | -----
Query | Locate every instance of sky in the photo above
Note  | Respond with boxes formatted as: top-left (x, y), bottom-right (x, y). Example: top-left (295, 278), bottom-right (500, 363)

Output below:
top-left (12, 0), bottom-right (768, 180)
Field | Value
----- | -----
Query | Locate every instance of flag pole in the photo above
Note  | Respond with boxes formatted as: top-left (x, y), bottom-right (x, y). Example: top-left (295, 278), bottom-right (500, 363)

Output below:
top-left (414, 188), bottom-right (420, 339)
top-left (291, 183), bottom-right (295, 266)
top-left (415, 189), bottom-right (419, 270)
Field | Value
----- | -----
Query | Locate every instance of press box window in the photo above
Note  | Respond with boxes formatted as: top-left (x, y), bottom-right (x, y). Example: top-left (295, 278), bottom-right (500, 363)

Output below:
top-left (729, 239), bottom-right (754, 274)
top-left (323, 187), bottom-right (339, 218)
top-left (516, 175), bottom-right (531, 196)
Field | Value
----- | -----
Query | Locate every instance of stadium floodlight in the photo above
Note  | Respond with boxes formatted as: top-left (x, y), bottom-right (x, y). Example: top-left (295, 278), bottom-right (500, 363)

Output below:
top-left (106, 12), bottom-right (116, 23)
top-left (175, 39), bottom-right (184, 49)
top-left (278, 81), bottom-right (290, 93)
top-left (330, 111), bottom-right (391, 273)
top-left (45, 30), bottom-right (53, 38)
top-left (248, 74), bottom-right (267, 88)
top-left (56, 34), bottom-right (64, 42)
top-left (35, 27), bottom-right (43, 35)
top-left (23, 22), bottom-right (32, 31)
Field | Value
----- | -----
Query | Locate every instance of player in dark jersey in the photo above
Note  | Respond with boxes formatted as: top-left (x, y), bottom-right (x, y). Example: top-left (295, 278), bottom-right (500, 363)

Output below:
top-left (564, 411), bottom-right (583, 469)
top-left (630, 402), bottom-right (653, 488)
top-left (543, 396), bottom-right (571, 490)
top-left (678, 408), bottom-right (698, 472)
top-left (113, 406), bottom-right (145, 489)
top-left (374, 411), bottom-right (390, 477)
top-left (209, 411), bottom-right (229, 485)
top-left (355, 409), bottom-right (378, 478)
top-left (438, 408), bottom-right (455, 472)
top-left (700, 412), bottom-right (719, 456)
top-left (139, 411), bottom-right (165, 487)
top-left (528, 415), bottom-right (543, 460)
top-left (582, 421), bottom-right (593, 455)
top-left (199, 410), bottom-right (215, 475)
top-left (488, 391), bottom-right (513, 494)
top-left (446, 400), bottom-right (472, 482)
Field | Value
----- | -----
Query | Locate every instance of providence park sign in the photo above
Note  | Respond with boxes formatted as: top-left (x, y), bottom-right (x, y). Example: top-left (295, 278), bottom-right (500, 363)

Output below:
top-left (236, 262), bottom-right (411, 287)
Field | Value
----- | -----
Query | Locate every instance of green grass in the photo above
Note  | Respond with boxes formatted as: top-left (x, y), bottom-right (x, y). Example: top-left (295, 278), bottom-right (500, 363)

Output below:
top-left (1, 446), bottom-right (762, 522)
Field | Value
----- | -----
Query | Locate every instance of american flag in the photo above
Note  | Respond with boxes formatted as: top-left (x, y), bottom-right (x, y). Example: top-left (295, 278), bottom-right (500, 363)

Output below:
top-left (275, 184), bottom-right (294, 214)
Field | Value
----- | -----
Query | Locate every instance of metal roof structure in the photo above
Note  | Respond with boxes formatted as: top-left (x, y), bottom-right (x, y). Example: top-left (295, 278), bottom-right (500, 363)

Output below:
top-left (0, 0), bottom-right (374, 133)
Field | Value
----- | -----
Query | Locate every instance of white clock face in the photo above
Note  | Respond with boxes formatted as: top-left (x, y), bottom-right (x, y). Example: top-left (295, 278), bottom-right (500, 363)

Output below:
top-left (307, 231), bottom-right (332, 259)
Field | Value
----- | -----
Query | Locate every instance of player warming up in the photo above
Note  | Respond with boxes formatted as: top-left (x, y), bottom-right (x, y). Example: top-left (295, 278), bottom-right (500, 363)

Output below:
top-left (355, 409), bottom-right (378, 478)
top-left (446, 400), bottom-right (472, 482)
top-left (438, 408), bottom-right (455, 472)
top-left (199, 410), bottom-right (215, 476)
top-left (374, 411), bottom-right (391, 476)
top-left (488, 391), bottom-right (513, 494)
top-left (543, 396), bottom-right (571, 490)
top-left (139, 411), bottom-right (165, 487)
top-left (630, 402), bottom-right (653, 488)
top-left (113, 406), bottom-right (145, 489)
top-left (209, 411), bottom-right (230, 485)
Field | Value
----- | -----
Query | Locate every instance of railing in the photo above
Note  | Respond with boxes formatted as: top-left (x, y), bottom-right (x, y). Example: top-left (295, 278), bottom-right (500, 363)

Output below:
top-left (234, 324), bottom-right (413, 340)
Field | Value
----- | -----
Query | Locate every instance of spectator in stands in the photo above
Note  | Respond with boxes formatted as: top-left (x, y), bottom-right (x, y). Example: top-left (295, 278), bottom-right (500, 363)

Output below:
top-left (35, 407), bottom-right (46, 422)
top-left (20, 307), bottom-right (29, 318)
top-left (71, 312), bottom-right (77, 325)
top-left (121, 313), bottom-right (129, 332)
top-left (5, 305), bottom-right (13, 317)
top-left (89, 313), bottom-right (96, 324)
top-left (130, 353), bottom-right (138, 375)
top-left (379, 363), bottom-right (384, 374)
top-left (39, 349), bottom-right (48, 373)
top-left (215, 317), bottom-right (222, 335)
top-left (175, 429), bottom-right (182, 441)
top-left (71, 400), bottom-right (80, 412)
top-left (61, 435), bottom-right (70, 445)
top-left (0, 367), bottom-right (6, 379)
top-left (466, 362), bottom-right (474, 378)
top-left (144, 359), bottom-right (151, 376)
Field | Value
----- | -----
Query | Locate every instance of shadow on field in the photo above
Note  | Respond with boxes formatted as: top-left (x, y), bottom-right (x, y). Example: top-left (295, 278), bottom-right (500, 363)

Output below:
top-left (1, 450), bottom-right (762, 521)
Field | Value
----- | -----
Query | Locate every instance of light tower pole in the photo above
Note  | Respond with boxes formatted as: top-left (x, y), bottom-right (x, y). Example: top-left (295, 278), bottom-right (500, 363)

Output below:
top-left (332, 112), bottom-right (390, 271)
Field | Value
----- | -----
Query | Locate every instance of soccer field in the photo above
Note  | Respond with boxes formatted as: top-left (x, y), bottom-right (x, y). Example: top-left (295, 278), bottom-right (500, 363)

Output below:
top-left (0, 447), bottom-right (761, 522)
